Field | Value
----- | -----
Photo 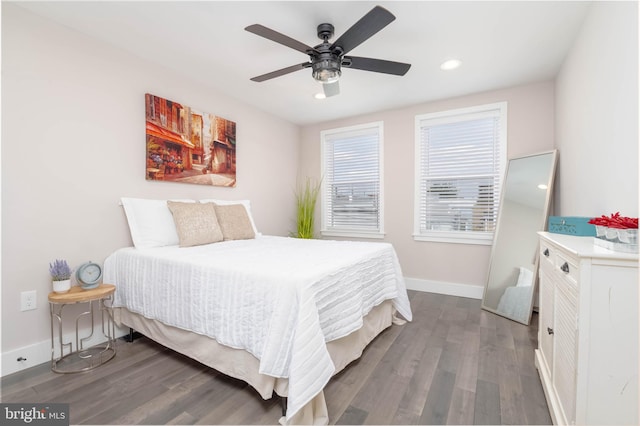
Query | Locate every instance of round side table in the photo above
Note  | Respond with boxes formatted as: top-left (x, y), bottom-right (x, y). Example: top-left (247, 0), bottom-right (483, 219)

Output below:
top-left (48, 284), bottom-right (117, 373)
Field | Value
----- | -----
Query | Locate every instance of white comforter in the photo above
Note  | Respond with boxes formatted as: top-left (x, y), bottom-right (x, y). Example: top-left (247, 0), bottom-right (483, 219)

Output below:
top-left (104, 236), bottom-right (412, 420)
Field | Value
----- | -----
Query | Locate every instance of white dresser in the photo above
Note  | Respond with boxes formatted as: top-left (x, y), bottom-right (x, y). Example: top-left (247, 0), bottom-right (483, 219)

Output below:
top-left (535, 232), bottom-right (638, 425)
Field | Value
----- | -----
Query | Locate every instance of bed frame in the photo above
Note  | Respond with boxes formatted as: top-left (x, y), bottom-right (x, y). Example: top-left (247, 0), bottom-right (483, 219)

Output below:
top-left (114, 300), bottom-right (397, 424)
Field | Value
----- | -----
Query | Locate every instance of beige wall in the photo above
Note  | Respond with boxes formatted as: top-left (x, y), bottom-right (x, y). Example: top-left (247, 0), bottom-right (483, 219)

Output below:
top-left (555, 1), bottom-right (638, 217)
top-left (299, 81), bottom-right (555, 289)
top-left (1, 4), bottom-right (300, 367)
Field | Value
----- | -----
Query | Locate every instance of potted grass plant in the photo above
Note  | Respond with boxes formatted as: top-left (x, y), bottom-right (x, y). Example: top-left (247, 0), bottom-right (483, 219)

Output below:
top-left (293, 177), bottom-right (321, 239)
top-left (49, 259), bottom-right (72, 293)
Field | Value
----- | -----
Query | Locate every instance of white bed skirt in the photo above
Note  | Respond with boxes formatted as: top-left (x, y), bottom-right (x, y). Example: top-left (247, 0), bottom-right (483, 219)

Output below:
top-left (114, 300), bottom-right (396, 425)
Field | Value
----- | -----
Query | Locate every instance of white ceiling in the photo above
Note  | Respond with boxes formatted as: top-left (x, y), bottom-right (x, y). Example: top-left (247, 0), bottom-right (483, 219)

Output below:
top-left (15, 1), bottom-right (591, 126)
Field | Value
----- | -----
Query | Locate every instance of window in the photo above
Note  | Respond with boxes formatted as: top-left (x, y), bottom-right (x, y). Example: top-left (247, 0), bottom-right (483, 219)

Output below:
top-left (414, 102), bottom-right (507, 245)
top-left (321, 122), bottom-right (384, 238)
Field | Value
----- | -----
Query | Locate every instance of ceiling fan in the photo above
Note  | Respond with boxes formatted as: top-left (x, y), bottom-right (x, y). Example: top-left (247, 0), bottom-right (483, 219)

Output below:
top-left (245, 5), bottom-right (411, 97)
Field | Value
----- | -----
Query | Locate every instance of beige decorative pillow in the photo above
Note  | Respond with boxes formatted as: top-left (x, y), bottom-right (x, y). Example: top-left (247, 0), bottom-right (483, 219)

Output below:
top-left (213, 203), bottom-right (256, 241)
top-left (167, 201), bottom-right (223, 247)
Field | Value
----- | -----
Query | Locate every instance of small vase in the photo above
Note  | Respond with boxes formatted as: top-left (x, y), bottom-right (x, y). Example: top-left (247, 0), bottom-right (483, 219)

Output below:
top-left (52, 279), bottom-right (71, 294)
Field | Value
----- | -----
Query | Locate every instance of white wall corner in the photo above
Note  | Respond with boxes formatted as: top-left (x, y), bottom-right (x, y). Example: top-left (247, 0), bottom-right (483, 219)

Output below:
top-left (405, 277), bottom-right (484, 300)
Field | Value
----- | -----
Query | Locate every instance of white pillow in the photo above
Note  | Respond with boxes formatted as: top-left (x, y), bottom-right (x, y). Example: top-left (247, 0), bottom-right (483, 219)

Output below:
top-left (121, 198), bottom-right (195, 248)
top-left (199, 199), bottom-right (260, 236)
top-left (516, 266), bottom-right (534, 287)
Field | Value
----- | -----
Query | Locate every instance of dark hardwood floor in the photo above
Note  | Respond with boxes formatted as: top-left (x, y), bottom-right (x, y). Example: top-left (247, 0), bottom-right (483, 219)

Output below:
top-left (1, 291), bottom-right (551, 425)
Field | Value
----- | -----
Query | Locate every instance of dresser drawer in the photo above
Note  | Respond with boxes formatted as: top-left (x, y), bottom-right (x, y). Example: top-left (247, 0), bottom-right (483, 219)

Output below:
top-left (554, 251), bottom-right (579, 288)
top-left (554, 264), bottom-right (578, 303)
top-left (540, 240), bottom-right (579, 293)
top-left (540, 240), bottom-right (555, 267)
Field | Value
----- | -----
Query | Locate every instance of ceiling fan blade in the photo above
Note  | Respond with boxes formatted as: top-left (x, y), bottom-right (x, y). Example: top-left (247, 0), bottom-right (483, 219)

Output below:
top-left (343, 56), bottom-right (411, 76)
top-left (323, 81), bottom-right (340, 97)
top-left (330, 6), bottom-right (396, 55)
top-left (245, 24), bottom-right (318, 55)
top-left (250, 62), bottom-right (310, 82)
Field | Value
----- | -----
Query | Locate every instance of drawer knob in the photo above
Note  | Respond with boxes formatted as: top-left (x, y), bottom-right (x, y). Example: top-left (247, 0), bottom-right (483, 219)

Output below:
top-left (547, 327), bottom-right (554, 335)
top-left (543, 248), bottom-right (550, 257)
top-left (560, 262), bottom-right (570, 273)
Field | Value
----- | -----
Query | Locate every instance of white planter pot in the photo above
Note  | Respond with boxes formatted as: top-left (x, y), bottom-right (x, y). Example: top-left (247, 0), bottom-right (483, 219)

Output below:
top-left (52, 279), bottom-right (71, 293)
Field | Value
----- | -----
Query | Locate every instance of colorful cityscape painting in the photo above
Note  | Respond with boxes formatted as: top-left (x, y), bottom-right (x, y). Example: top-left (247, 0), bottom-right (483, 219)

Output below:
top-left (145, 94), bottom-right (236, 187)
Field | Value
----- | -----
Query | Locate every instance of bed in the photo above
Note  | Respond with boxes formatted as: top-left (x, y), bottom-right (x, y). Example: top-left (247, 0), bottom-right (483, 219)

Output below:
top-left (104, 198), bottom-right (412, 424)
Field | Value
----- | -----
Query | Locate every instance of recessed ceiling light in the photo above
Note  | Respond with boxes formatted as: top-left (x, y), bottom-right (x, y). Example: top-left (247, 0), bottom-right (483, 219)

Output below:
top-left (538, 184), bottom-right (548, 190)
top-left (440, 59), bottom-right (462, 71)
top-left (314, 92), bottom-right (326, 100)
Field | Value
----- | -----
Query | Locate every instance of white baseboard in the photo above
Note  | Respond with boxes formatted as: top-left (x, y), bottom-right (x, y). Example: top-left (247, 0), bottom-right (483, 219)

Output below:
top-left (1, 326), bottom-right (129, 377)
top-left (405, 277), bottom-right (484, 299)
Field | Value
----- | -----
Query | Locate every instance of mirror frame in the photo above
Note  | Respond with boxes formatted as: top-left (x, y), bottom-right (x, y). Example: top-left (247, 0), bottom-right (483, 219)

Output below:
top-left (481, 150), bottom-right (558, 325)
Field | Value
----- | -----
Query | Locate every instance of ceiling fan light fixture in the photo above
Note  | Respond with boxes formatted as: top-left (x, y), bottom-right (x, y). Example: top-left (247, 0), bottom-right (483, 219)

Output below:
top-left (314, 69), bottom-right (340, 83)
top-left (312, 57), bottom-right (341, 83)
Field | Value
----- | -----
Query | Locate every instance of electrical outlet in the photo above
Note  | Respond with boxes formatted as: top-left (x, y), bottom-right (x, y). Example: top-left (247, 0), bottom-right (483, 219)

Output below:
top-left (21, 291), bottom-right (37, 311)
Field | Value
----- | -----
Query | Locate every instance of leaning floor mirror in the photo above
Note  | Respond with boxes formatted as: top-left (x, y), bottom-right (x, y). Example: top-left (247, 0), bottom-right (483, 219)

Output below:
top-left (481, 150), bottom-right (558, 325)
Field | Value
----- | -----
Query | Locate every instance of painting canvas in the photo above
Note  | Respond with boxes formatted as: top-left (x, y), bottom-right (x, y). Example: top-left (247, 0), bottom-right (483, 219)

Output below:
top-left (145, 93), bottom-right (236, 187)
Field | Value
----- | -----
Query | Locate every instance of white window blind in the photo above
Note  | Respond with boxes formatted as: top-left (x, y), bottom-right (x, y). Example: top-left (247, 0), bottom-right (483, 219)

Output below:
top-left (321, 122), bottom-right (383, 238)
top-left (414, 103), bottom-right (507, 244)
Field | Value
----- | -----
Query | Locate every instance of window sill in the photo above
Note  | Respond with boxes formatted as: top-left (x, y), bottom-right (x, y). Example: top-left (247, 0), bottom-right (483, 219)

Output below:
top-left (413, 233), bottom-right (493, 246)
top-left (321, 230), bottom-right (385, 240)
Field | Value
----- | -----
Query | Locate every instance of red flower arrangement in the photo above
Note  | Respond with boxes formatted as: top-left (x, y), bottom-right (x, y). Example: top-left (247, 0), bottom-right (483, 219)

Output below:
top-left (588, 212), bottom-right (638, 229)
